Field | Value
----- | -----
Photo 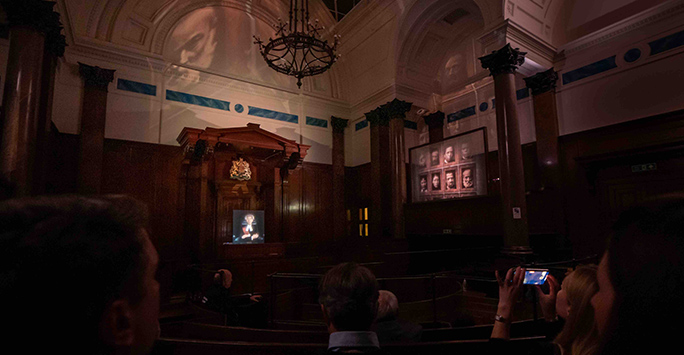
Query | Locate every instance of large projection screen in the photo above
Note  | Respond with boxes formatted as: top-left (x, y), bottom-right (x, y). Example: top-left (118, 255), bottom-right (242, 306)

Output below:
top-left (409, 127), bottom-right (488, 202)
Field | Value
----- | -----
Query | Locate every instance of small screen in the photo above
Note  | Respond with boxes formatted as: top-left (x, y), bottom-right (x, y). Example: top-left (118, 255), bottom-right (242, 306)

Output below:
top-left (523, 269), bottom-right (549, 285)
top-left (232, 210), bottom-right (265, 244)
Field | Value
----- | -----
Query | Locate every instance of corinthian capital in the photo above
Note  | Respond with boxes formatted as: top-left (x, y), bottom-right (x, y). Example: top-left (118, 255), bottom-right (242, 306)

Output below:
top-left (479, 43), bottom-right (526, 76)
top-left (524, 68), bottom-right (558, 95)
top-left (331, 116), bottom-right (349, 133)
top-left (78, 62), bottom-right (116, 90)
top-left (1, 0), bottom-right (67, 57)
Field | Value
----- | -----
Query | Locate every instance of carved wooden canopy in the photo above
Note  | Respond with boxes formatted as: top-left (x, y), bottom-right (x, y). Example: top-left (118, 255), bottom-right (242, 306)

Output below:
top-left (177, 123), bottom-right (310, 164)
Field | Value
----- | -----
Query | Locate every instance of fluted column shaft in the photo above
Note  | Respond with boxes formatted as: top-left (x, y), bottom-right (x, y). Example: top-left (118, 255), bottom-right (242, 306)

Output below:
top-left (366, 99), bottom-right (412, 239)
top-left (331, 116), bottom-right (348, 241)
top-left (78, 63), bottom-right (115, 194)
top-left (0, 0), bottom-right (66, 198)
top-left (524, 69), bottom-right (560, 189)
top-left (479, 44), bottom-right (530, 251)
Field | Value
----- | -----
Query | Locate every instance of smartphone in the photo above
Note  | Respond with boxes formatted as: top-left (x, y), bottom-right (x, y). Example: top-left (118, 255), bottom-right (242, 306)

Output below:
top-left (522, 268), bottom-right (549, 285)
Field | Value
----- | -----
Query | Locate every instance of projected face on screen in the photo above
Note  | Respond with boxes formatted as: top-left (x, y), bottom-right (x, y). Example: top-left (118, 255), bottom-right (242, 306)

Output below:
top-left (233, 210), bottom-right (264, 244)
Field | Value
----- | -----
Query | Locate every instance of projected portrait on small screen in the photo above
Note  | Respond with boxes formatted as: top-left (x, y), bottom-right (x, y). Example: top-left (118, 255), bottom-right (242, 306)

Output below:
top-left (445, 170), bottom-right (457, 191)
top-left (419, 175), bottom-right (428, 193)
top-left (232, 210), bottom-right (265, 244)
top-left (431, 172), bottom-right (441, 191)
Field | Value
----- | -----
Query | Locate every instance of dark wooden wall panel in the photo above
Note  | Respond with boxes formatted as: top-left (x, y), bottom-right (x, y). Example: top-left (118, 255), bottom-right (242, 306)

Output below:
top-left (101, 139), bottom-right (186, 259)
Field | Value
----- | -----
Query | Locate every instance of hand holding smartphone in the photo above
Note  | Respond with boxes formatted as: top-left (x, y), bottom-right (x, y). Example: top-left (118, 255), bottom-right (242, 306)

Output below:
top-left (522, 268), bottom-right (549, 285)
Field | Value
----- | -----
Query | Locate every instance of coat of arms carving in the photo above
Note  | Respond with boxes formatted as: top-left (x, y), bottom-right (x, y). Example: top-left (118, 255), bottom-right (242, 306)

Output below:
top-left (230, 158), bottom-right (252, 181)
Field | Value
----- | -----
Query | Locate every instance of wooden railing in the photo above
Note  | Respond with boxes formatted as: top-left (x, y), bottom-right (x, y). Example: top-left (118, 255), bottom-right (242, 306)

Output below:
top-left (151, 336), bottom-right (547, 355)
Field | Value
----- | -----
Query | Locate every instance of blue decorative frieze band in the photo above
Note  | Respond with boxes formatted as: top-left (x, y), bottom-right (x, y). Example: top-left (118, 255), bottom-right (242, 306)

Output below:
top-left (447, 106), bottom-right (476, 123)
top-left (117, 78), bottom-right (156, 96)
top-left (404, 120), bottom-right (417, 130)
top-left (248, 106), bottom-right (298, 124)
top-left (166, 90), bottom-right (230, 111)
top-left (516, 87), bottom-right (530, 100)
top-left (306, 116), bottom-right (328, 128)
top-left (562, 56), bottom-right (618, 85)
top-left (355, 119), bottom-right (369, 131)
top-left (649, 29), bottom-right (684, 56)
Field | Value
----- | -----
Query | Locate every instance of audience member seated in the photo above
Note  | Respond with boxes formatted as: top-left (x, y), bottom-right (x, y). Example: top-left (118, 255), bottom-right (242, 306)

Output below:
top-left (490, 264), bottom-right (599, 355)
top-left (0, 195), bottom-right (160, 354)
top-left (371, 290), bottom-right (422, 344)
top-left (201, 268), bottom-right (264, 327)
top-left (318, 262), bottom-right (387, 353)
top-left (592, 197), bottom-right (684, 354)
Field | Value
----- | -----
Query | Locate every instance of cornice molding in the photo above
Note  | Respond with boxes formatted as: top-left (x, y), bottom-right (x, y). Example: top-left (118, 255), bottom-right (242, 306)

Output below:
top-left (479, 19), bottom-right (557, 68)
top-left (559, 0), bottom-right (684, 56)
top-left (66, 42), bottom-right (167, 73)
top-left (78, 62), bottom-right (115, 89)
top-left (65, 42), bottom-right (349, 106)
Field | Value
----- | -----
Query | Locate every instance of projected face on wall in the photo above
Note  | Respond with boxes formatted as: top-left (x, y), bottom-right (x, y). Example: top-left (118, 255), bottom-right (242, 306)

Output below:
top-left (445, 170), bottom-right (456, 190)
top-left (462, 168), bottom-right (474, 189)
top-left (432, 173), bottom-right (441, 190)
top-left (444, 146), bottom-right (455, 164)
top-left (164, 6), bottom-right (298, 88)
top-left (431, 150), bottom-right (440, 166)
top-left (461, 142), bottom-right (472, 161)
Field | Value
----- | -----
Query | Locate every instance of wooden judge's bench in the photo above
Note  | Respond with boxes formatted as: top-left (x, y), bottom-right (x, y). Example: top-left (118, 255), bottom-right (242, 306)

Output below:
top-left (177, 123), bottom-right (310, 264)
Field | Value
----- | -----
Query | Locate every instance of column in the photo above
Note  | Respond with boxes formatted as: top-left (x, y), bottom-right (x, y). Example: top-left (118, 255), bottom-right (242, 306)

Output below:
top-left (78, 63), bottom-right (115, 194)
top-left (366, 107), bottom-right (390, 239)
top-left (331, 116), bottom-right (348, 241)
top-left (366, 99), bottom-right (412, 239)
top-left (0, 0), bottom-right (65, 198)
top-left (479, 44), bottom-right (530, 252)
top-left (524, 69), bottom-right (565, 237)
top-left (385, 99), bottom-right (412, 239)
top-left (524, 69), bottom-right (560, 189)
top-left (424, 111), bottom-right (445, 143)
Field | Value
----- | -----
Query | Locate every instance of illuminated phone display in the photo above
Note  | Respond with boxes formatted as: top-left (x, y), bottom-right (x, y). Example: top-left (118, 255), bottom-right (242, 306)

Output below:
top-left (523, 268), bottom-right (549, 285)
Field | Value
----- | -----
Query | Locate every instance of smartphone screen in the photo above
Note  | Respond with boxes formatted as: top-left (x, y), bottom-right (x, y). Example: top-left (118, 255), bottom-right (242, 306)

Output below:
top-left (523, 268), bottom-right (549, 285)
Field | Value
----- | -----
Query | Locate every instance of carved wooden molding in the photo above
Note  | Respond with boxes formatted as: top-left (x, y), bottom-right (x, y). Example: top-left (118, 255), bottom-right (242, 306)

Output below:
top-left (177, 123), bottom-right (310, 163)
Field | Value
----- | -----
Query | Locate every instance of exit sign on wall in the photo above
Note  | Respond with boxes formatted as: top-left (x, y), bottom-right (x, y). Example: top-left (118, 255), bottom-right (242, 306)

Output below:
top-left (631, 163), bottom-right (657, 173)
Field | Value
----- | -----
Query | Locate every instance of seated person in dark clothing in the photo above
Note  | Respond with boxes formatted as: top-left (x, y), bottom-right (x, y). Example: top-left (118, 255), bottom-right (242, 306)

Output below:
top-left (372, 290), bottom-right (422, 344)
top-left (319, 262), bottom-right (386, 353)
top-left (0, 195), bottom-right (160, 355)
top-left (201, 269), bottom-right (262, 326)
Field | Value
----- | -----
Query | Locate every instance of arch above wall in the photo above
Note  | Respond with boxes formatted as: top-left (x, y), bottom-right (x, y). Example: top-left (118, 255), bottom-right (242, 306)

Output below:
top-left (394, 0), bottom-right (491, 101)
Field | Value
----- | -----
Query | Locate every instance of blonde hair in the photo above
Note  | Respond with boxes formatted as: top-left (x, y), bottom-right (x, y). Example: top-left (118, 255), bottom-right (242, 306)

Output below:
top-left (554, 264), bottom-right (600, 355)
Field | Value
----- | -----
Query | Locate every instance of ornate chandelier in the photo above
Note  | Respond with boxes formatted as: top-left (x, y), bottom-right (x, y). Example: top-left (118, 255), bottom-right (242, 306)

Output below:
top-left (254, 0), bottom-right (339, 88)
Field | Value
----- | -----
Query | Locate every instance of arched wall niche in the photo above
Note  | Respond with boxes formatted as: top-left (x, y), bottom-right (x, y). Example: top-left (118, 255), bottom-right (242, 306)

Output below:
top-left (394, 0), bottom-right (491, 101)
